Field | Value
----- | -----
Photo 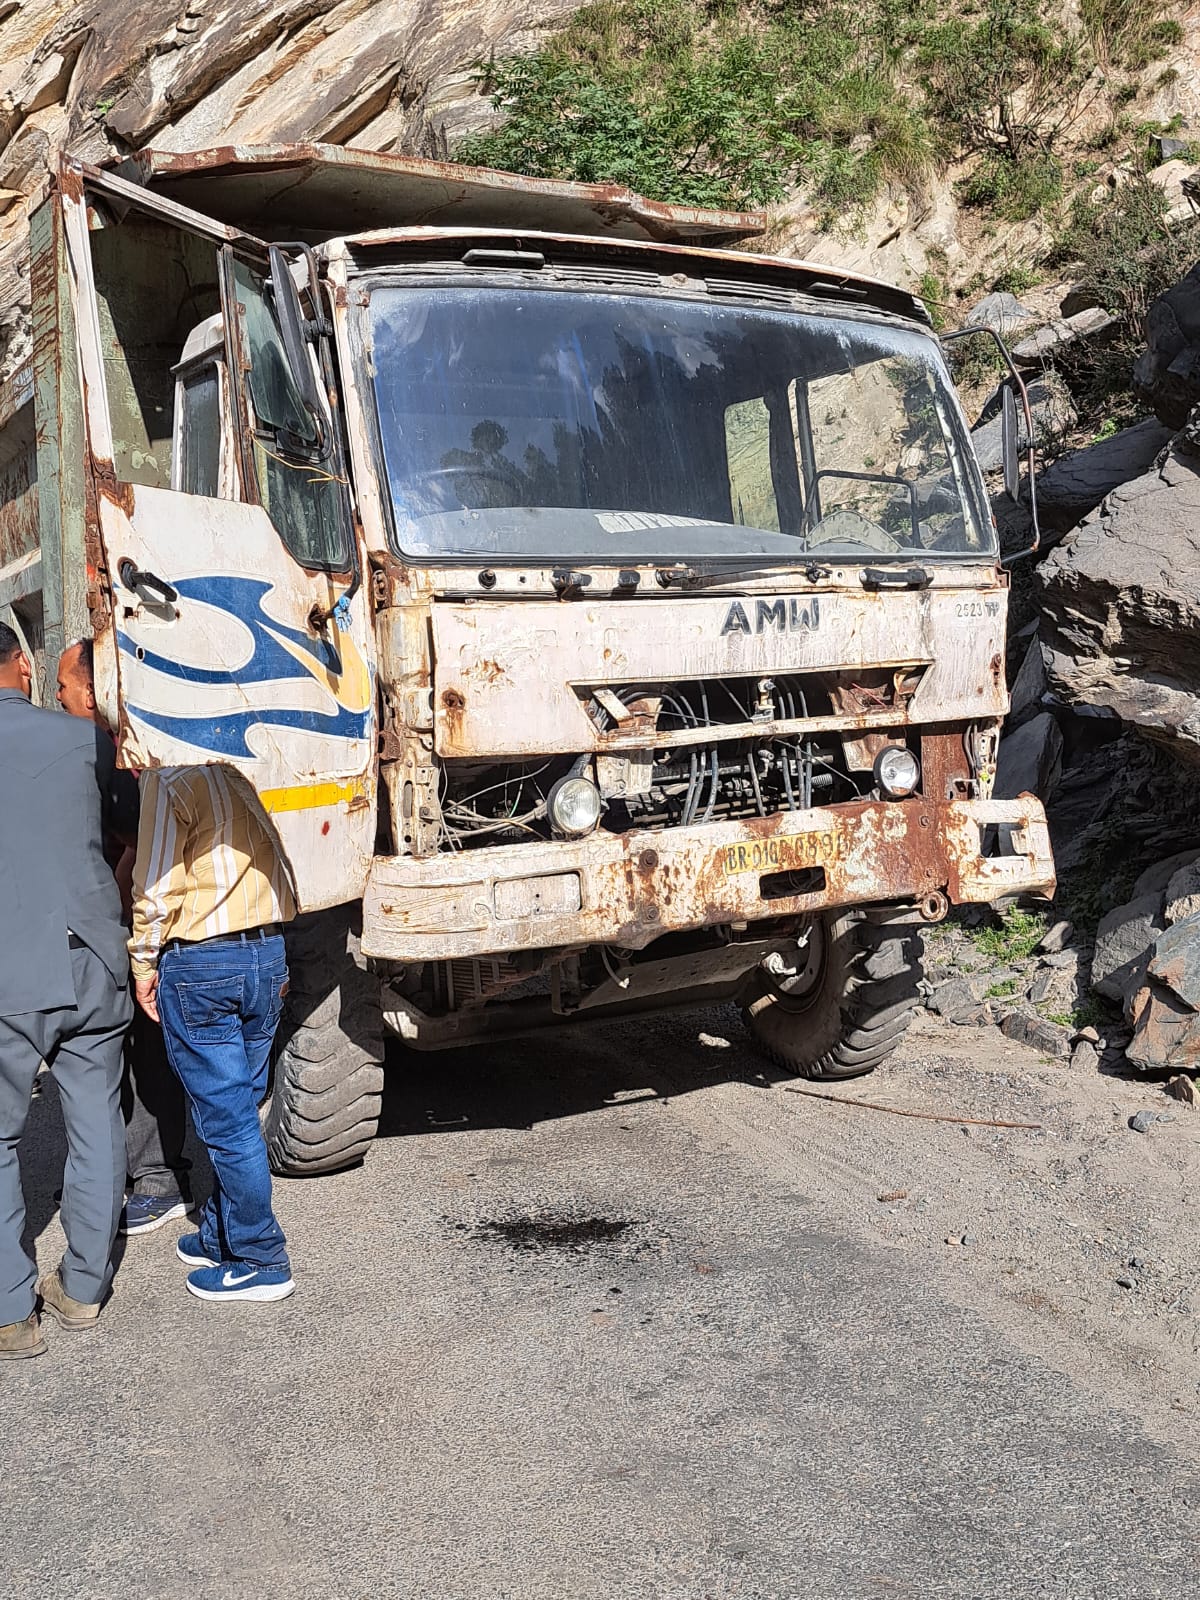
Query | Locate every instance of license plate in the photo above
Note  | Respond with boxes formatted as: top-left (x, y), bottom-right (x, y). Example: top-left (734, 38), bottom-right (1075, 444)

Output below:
top-left (719, 829), bottom-right (841, 877)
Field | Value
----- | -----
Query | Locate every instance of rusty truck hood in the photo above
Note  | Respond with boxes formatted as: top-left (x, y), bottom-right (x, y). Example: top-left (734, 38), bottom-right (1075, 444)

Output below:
top-left (428, 579), bottom-right (1007, 759)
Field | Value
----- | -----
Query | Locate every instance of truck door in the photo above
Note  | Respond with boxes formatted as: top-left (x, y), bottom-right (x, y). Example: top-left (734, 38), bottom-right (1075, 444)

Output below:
top-left (59, 163), bottom-right (377, 911)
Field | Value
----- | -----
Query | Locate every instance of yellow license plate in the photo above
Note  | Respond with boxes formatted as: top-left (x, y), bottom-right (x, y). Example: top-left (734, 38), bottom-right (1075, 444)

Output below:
top-left (719, 829), bottom-right (841, 877)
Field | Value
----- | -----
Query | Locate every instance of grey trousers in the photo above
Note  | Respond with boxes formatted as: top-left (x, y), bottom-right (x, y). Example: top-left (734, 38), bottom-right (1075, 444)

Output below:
top-left (123, 1006), bottom-right (191, 1200)
top-left (0, 944), bottom-right (131, 1324)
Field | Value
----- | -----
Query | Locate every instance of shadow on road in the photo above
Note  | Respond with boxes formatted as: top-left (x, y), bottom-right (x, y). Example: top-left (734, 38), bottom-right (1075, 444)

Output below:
top-left (376, 1000), bottom-right (790, 1142)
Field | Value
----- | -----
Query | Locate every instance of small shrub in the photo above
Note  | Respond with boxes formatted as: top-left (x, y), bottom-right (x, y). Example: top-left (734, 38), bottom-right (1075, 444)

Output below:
top-left (1046, 176), bottom-right (1200, 422)
top-left (970, 905), bottom-right (1049, 965)
top-left (991, 263), bottom-right (1039, 295)
top-left (1081, 0), bottom-right (1184, 71)
top-left (917, 270), bottom-right (948, 331)
top-left (960, 151), bottom-right (1063, 221)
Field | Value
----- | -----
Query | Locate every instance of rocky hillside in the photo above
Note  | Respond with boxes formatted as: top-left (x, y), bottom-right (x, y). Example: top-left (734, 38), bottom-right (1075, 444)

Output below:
top-left (0, 0), bottom-right (578, 378)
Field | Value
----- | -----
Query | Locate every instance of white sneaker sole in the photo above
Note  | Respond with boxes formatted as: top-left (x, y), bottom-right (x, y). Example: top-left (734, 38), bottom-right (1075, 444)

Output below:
top-left (123, 1201), bottom-right (189, 1236)
top-left (176, 1241), bottom-right (218, 1269)
top-left (185, 1276), bottom-right (296, 1303)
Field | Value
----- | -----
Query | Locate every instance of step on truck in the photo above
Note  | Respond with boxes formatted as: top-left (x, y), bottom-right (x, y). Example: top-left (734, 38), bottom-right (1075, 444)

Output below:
top-left (0, 144), bottom-right (1055, 1173)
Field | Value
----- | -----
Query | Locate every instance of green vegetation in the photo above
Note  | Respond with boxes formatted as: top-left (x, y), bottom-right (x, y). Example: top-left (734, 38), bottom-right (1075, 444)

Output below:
top-left (457, 0), bottom-right (1180, 227)
top-left (1079, 0), bottom-right (1183, 71)
top-left (1046, 997), bottom-right (1112, 1032)
top-left (1046, 175), bottom-right (1200, 424)
top-left (985, 977), bottom-right (1019, 998)
top-left (456, 0), bottom-right (935, 214)
top-left (916, 271), bottom-right (948, 332)
top-left (968, 904), bottom-right (1049, 966)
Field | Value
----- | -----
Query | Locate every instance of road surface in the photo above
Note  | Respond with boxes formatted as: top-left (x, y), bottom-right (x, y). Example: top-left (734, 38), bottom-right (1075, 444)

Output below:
top-left (3, 1007), bottom-right (1199, 1599)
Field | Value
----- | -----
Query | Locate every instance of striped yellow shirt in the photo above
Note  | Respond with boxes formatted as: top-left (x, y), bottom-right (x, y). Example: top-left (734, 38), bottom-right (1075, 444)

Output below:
top-left (129, 766), bottom-right (296, 979)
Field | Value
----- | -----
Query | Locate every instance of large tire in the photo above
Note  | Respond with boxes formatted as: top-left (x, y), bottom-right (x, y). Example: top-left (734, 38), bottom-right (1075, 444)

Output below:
top-left (741, 911), bottom-right (923, 1080)
top-left (263, 906), bottom-right (385, 1176)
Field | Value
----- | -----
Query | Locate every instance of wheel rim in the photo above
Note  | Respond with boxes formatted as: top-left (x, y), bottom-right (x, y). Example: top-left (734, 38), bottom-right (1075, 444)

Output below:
top-left (761, 918), bottom-right (829, 1012)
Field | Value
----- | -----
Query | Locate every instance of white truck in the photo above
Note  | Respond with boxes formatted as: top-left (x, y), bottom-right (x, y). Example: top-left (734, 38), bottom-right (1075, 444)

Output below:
top-left (0, 143), bottom-right (1054, 1173)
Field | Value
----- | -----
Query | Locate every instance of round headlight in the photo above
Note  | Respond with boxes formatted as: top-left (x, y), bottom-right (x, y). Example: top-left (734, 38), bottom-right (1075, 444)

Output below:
top-left (874, 746), bottom-right (921, 798)
top-left (548, 776), bottom-right (603, 837)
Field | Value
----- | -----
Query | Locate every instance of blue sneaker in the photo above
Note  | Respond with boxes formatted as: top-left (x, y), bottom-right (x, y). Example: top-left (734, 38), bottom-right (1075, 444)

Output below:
top-left (185, 1262), bottom-right (295, 1303)
top-left (176, 1233), bottom-right (218, 1270)
top-left (120, 1193), bottom-right (189, 1236)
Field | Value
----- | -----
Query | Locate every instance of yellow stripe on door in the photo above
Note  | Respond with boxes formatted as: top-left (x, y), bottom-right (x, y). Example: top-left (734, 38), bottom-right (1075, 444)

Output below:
top-left (258, 778), bottom-right (368, 814)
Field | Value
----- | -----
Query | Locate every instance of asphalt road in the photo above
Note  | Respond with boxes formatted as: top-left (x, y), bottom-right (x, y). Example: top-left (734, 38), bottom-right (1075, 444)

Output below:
top-left (3, 1007), bottom-right (1199, 1600)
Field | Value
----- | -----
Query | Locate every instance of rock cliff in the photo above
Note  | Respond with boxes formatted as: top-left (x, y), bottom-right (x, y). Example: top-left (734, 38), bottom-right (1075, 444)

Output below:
top-left (0, 0), bottom-right (579, 378)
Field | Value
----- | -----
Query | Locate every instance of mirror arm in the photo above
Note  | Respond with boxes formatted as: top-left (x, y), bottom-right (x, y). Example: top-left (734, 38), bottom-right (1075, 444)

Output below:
top-left (941, 325), bottom-right (1041, 567)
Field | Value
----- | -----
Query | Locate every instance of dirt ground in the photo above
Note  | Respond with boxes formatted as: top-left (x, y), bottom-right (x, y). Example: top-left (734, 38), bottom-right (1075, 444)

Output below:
top-left (672, 1007), bottom-right (1200, 1452)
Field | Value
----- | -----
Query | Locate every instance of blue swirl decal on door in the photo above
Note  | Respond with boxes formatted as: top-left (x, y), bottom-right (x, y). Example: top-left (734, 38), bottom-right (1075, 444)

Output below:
top-left (117, 575), bottom-right (372, 759)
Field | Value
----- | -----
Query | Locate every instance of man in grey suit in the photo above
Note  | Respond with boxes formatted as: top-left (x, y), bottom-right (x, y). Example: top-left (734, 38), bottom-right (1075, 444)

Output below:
top-left (0, 621), bottom-right (132, 1359)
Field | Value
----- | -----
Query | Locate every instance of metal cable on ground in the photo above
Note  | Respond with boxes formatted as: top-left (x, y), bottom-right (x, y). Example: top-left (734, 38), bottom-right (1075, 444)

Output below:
top-left (784, 1086), bottom-right (1042, 1130)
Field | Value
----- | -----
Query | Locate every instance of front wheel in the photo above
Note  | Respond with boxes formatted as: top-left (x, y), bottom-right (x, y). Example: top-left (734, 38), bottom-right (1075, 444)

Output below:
top-left (741, 912), bottom-right (923, 1080)
top-left (263, 907), bottom-right (385, 1175)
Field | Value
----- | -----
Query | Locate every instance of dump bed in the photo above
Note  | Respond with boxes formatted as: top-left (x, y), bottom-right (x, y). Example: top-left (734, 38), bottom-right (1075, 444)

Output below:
top-left (115, 143), bottom-right (765, 244)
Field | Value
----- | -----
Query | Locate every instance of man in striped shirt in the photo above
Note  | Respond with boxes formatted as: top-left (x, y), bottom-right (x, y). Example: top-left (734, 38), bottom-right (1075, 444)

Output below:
top-left (131, 765), bottom-right (298, 1303)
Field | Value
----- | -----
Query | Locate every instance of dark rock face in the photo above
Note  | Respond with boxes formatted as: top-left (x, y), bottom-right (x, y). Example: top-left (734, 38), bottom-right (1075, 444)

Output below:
top-left (1133, 260), bottom-right (1200, 430)
top-left (995, 711), bottom-right (1063, 801)
top-left (1037, 445), bottom-right (1200, 759)
top-left (1034, 418), bottom-right (1174, 532)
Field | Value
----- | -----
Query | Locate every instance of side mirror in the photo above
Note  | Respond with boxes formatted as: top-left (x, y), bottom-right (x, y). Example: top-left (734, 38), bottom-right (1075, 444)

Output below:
top-left (268, 243), bottom-right (327, 451)
top-left (941, 325), bottom-right (1040, 567)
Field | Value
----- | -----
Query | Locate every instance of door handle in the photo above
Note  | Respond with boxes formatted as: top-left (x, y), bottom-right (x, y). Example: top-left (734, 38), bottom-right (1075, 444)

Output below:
top-left (118, 558), bottom-right (179, 606)
top-left (860, 566), bottom-right (931, 591)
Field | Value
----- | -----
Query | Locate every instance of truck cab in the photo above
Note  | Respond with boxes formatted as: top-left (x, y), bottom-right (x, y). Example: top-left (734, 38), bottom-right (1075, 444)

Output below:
top-left (0, 144), bottom-right (1054, 1174)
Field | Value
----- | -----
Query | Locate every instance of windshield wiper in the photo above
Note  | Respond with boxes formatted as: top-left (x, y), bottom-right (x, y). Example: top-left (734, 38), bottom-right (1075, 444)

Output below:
top-left (654, 560), bottom-right (832, 591)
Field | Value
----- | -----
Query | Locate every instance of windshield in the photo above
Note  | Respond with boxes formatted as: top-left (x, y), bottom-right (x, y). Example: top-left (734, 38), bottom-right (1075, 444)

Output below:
top-left (366, 285), bottom-right (992, 564)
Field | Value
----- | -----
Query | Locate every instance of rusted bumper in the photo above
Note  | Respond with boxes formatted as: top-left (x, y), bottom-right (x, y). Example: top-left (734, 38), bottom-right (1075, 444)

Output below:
top-left (361, 797), bottom-right (1055, 963)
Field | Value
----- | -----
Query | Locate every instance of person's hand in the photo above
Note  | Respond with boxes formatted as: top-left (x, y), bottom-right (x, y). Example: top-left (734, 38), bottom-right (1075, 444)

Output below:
top-left (135, 973), bottom-right (159, 1022)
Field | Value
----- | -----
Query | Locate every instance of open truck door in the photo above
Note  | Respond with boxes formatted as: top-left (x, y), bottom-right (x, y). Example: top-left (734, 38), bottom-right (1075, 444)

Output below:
top-left (55, 162), bottom-right (377, 910)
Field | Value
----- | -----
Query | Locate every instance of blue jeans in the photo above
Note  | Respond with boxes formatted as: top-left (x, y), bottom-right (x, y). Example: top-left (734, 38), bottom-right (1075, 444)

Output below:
top-left (157, 933), bottom-right (289, 1271)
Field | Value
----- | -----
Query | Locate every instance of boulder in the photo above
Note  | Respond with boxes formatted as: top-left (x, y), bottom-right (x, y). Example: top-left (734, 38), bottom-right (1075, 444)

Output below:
top-left (1164, 861), bottom-right (1200, 925)
top-left (1038, 445), bottom-right (1200, 759)
top-left (1010, 307), bottom-right (1119, 366)
top-left (1146, 915), bottom-right (1200, 1009)
top-left (999, 1008), bottom-right (1072, 1058)
top-left (994, 711), bottom-right (1063, 801)
top-left (964, 292), bottom-right (1036, 335)
top-left (1133, 262), bottom-right (1200, 430)
top-left (1126, 981), bottom-right (1200, 1071)
top-left (1124, 913), bottom-right (1200, 1070)
top-left (928, 975), bottom-right (985, 1021)
top-left (1150, 136), bottom-right (1193, 163)
top-left (1092, 893), bottom-right (1166, 1003)
top-left (1034, 418), bottom-right (1174, 531)
top-left (1133, 849), bottom-right (1200, 901)
top-left (1007, 632), bottom-right (1047, 727)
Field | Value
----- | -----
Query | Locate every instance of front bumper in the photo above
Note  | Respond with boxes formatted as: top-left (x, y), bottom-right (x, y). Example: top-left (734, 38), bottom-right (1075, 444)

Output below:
top-left (361, 797), bottom-right (1055, 963)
